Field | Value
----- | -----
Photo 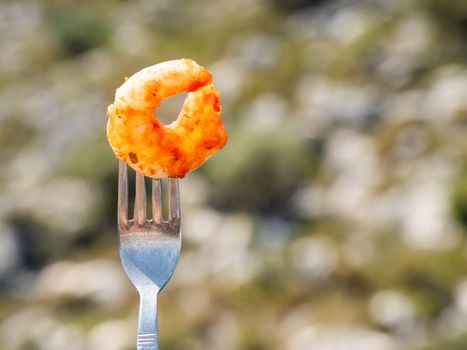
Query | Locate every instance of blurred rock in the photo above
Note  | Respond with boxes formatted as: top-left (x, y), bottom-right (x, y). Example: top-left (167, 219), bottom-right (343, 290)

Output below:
top-left (325, 129), bottom-right (380, 187)
top-left (33, 259), bottom-right (130, 307)
top-left (292, 184), bottom-right (326, 219)
top-left (242, 93), bottom-right (289, 131)
top-left (176, 214), bottom-right (260, 286)
top-left (0, 2), bottom-right (52, 78)
top-left (325, 6), bottom-right (372, 45)
top-left (0, 307), bottom-right (86, 350)
top-left (438, 305), bottom-right (467, 338)
top-left (230, 33), bottom-right (282, 69)
top-left (377, 15), bottom-right (433, 86)
top-left (369, 290), bottom-right (417, 330)
top-left (290, 236), bottom-right (337, 281)
top-left (39, 324), bottom-right (87, 350)
top-left (209, 214), bottom-right (259, 285)
top-left (112, 21), bottom-right (151, 56)
top-left (399, 179), bottom-right (459, 250)
top-left (296, 76), bottom-right (381, 128)
top-left (286, 325), bottom-right (402, 350)
top-left (206, 312), bottom-right (240, 350)
top-left (422, 66), bottom-right (467, 122)
top-left (454, 278), bottom-right (467, 314)
top-left (88, 319), bottom-right (134, 350)
top-left (322, 129), bottom-right (381, 224)
top-left (7, 177), bottom-right (101, 235)
top-left (211, 57), bottom-right (247, 103)
top-left (182, 208), bottom-right (223, 244)
top-left (279, 304), bottom-right (315, 339)
top-left (179, 174), bottom-right (211, 207)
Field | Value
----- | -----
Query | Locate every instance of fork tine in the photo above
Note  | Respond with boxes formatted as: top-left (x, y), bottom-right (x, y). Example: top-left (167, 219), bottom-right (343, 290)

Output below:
top-left (118, 160), bottom-right (128, 228)
top-left (152, 179), bottom-right (162, 222)
top-left (134, 171), bottom-right (147, 224)
top-left (168, 178), bottom-right (180, 221)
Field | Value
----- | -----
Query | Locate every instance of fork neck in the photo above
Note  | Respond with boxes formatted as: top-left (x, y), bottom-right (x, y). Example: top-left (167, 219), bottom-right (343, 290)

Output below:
top-left (137, 287), bottom-right (160, 350)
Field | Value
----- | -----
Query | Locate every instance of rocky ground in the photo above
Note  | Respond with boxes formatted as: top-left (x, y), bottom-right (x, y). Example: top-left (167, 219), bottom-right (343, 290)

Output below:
top-left (1, 0), bottom-right (467, 349)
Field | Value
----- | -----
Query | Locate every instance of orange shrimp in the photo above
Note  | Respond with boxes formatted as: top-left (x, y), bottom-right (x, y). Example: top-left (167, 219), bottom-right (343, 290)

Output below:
top-left (107, 59), bottom-right (228, 178)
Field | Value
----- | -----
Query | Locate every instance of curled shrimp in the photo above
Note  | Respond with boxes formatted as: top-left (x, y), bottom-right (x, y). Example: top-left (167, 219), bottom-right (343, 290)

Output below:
top-left (107, 59), bottom-right (228, 178)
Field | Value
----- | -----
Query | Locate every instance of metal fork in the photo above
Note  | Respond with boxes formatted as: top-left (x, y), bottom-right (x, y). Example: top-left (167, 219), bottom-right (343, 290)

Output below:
top-left (117, 160), bottom-right (181, 350)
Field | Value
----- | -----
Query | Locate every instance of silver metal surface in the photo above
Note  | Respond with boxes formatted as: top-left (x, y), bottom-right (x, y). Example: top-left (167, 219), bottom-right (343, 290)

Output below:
top-left (117, 160), bottom-right (181, 350)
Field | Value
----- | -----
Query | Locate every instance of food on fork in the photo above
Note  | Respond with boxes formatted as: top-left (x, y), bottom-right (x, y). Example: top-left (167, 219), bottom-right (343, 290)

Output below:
top-left (107, 59), bottom-right (228, 178)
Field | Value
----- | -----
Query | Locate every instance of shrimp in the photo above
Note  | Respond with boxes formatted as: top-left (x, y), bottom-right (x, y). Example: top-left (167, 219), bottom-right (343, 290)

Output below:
top-left (107, 59), bottom-right (228, 178)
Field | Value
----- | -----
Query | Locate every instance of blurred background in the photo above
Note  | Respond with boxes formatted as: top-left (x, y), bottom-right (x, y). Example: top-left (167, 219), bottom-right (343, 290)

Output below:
top-left (1, 0), bottom-right (467, 349)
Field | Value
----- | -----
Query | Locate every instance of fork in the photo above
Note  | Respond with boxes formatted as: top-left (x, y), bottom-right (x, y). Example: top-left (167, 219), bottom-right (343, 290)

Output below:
top-left (117, 159), bottom-right (181, 350)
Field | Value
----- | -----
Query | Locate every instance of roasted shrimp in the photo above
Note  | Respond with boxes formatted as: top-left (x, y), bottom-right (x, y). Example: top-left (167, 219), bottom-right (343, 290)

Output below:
top-left (107, 59), bottom-right (228, 178)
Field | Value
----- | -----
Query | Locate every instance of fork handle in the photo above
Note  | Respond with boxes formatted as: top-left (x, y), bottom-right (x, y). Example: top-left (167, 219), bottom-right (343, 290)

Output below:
top-left (137, 287), bottom-right (159, 350)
